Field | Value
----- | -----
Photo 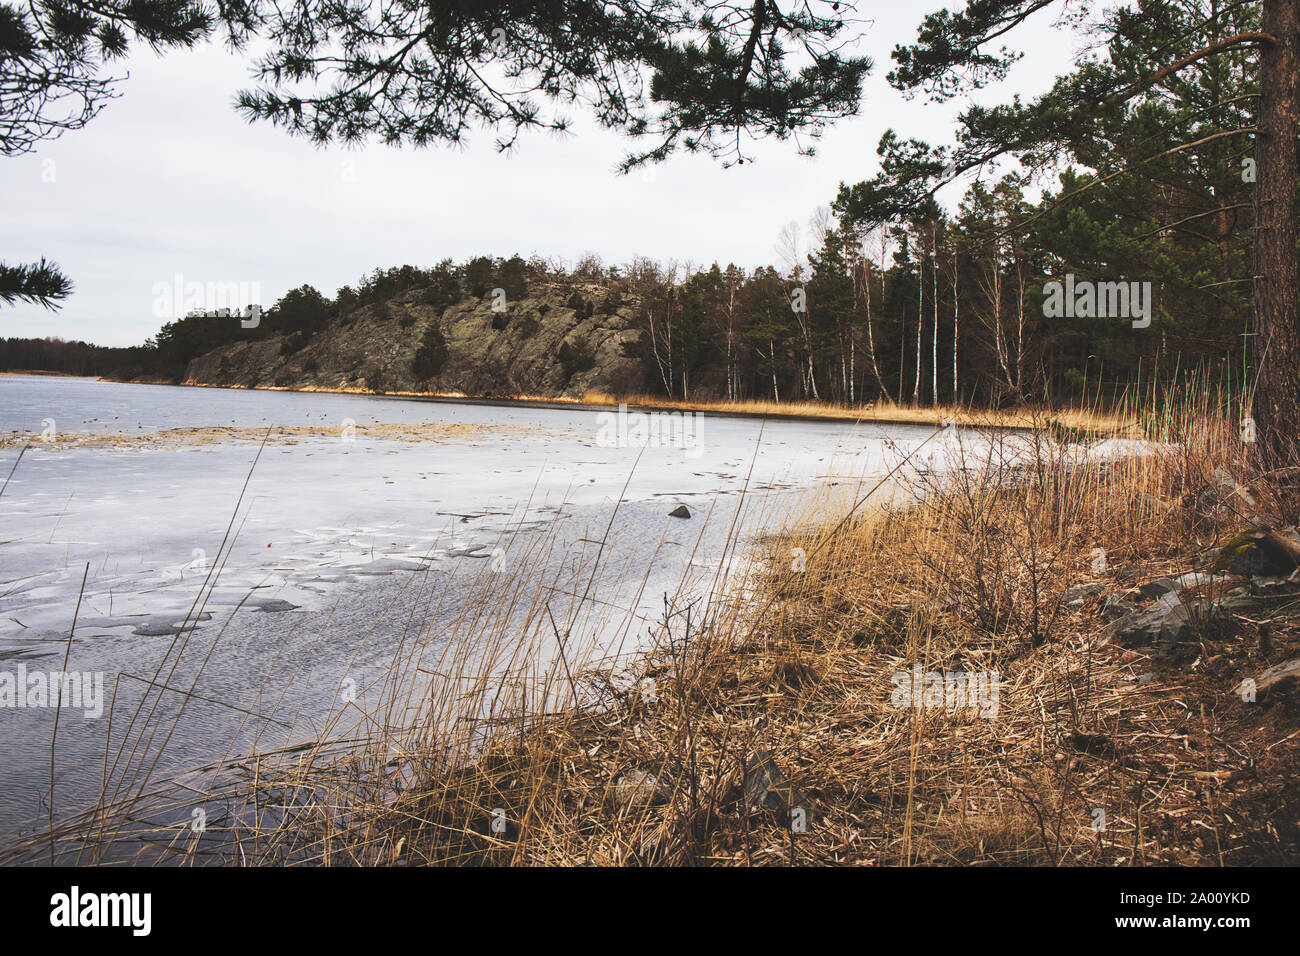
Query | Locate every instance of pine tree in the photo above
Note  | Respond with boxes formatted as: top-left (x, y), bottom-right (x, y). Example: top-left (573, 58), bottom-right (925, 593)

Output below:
top-left (834, 0), bottom-right (1294, 457)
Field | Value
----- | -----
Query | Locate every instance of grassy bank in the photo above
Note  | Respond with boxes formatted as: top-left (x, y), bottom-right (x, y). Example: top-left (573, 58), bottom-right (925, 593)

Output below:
top-left (580, 391), bottom-right (1131, 434)
top-left (15, 400), bottom-right (1298, 866)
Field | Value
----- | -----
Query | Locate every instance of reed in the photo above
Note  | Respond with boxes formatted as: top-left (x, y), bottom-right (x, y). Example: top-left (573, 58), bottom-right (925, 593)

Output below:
top-left (8, 381), bottom-right (1297, 866)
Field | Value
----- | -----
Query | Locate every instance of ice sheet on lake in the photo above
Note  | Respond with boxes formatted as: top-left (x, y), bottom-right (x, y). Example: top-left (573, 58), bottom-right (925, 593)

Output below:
top-left (0, 376), bottom-right (1150, 840)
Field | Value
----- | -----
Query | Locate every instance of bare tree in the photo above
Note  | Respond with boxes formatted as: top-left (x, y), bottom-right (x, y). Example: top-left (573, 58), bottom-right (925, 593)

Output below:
top-left (950, 245), bottom-right (960, 406)
top-left (912, 221), bottom-right (925, 405)
top-left (931, 224), bottom-right (940, 406)
top-left (777, 220), bottom-right (819, 400)
top-left (861, 225), bottom-right (894, 403)
top-left (713, 265), bottom-right (747, 400)
top-left (646, 260), bottom-right (681, 396)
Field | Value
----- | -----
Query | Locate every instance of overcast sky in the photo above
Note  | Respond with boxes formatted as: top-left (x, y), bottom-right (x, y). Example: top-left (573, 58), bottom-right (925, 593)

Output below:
top-left (0, 4), bottom-right (1079, 347)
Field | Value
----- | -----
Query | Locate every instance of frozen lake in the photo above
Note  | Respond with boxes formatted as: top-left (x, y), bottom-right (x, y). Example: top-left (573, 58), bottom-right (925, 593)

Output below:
top-left (0, 375), bottom-right (952, 847)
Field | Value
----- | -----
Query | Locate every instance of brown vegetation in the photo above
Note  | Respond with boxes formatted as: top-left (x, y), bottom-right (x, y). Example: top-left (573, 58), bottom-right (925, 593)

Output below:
top-left (12, 400), bottom-right (1299, 867)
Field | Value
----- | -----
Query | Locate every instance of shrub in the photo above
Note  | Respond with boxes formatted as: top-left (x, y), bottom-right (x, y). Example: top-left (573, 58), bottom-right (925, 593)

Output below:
top-left (498, 255), bottom-right (529, 301)
top-left (564, 292), bottom-right (596, 321)
top-left (420, 280), bottom-right (461, 314)
top-left (572, 252), bottom-right (604, 280)
top-left (412, 325), bottom-right (449, 381)
top-left (465, 256), bottom-right (495, 298)
top-left (600, 290), bottom-right (624, 314)
top-left (279, 330), bottom-right (308, 356)
top-left (270, 285), bottom-right (332, 336)
top-left (559, 335), bottom-right (596, 379)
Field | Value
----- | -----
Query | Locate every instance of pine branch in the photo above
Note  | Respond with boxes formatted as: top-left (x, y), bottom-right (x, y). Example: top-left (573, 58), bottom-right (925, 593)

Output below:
top-left (0, 259), bottom-right (73, 310)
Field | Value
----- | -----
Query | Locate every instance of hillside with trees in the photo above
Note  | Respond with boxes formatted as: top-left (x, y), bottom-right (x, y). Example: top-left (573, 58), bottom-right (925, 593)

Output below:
top-left (0, 0), bottom-right (1288, 423)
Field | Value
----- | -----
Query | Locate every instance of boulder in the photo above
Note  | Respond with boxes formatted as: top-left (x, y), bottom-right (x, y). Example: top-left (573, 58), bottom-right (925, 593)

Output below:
top-left (743, 750), bottom-right (812, 823)
top-left (1101, 594), bottom-right (1139, 621)
top-left (668, 504), bottom-right (691, 519)
top-left (612, 770), bottom-right (670, 810)
top-left (1218, 590), bottom-right (1272, 614)
top-left (1243, 656), bottom-right (1300, 701)
top-left (1212, 527), bottom-right (1300, 578)
top-left (1063, 582), bottom-right (1106, 608)
top-left (1248, 575), bottom-right (1300, 597)
top-left (1138, 577), bottom-right (1179, 600)
top-left (251, 598), bottom-right (300, 612)
top-left (1102, 593), bottom-right (1223, 654)
top-left (1170, 571), bottom-right (1230, 591)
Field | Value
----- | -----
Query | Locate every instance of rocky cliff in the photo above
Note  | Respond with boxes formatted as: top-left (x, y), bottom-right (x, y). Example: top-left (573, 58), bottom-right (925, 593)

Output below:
top-left (182, 278), bottom-right (646, 398)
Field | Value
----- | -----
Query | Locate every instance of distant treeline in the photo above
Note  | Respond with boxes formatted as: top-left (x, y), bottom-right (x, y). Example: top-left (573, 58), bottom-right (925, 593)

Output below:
top-left (0, 30), bottom-right (1267, 410)
top-left (0, 0), bottom-right (1273, 411)
top-left (60, 10), bottom-right (1256, 412)
top-left (0, 336), bottom-right (153, 378)
top-left (0, 203), bottom-right (1255, 408)
top-left (0, 84), bottom-right (1265, 410)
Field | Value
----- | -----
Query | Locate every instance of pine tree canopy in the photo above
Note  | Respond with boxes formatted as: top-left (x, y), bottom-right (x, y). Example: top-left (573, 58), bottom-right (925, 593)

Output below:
top-left (0, 0), bottom-right (871, 167)
top-left (1, 0), bottom-right (871, 309)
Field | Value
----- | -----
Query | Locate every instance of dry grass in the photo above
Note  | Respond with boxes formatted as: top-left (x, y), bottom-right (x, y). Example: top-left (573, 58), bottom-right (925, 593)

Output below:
top-left (124, 376), bottom-right (1135, 434)
top-left (9, 398), bottom-right (1299, 867)
top-left (579, 391), bottom-right (1130, 434)
top-left (0, 421), bottom-right (536, 450)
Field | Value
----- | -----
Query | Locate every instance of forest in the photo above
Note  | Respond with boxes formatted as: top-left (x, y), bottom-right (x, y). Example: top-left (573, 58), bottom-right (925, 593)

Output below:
top-left (0, 0), bottom-right (1266, 413)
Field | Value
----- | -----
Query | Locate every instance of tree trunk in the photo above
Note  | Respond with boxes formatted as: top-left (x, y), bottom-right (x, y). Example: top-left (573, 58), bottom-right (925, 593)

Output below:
top-left (913, 250), bottom-right (923, 404)
top-left (769, 341), bottom-right (779, 402)
top-left (861, 259), bottom-right (891, 403)
top-left (952, 248), bottom-right (959, 406)
top-left (1014, 258), bottom-right (1025, 394)
top-left (899, 305), bottom-right (906, 399)
top-left (1252, 0), bottom-right (1300, 466)
top-left (931, 231), bottom-right (939, 406)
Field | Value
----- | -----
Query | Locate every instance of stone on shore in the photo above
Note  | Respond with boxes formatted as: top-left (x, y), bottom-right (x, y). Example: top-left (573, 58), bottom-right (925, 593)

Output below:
top-left (743, 750), bottom-right (813, 823)
top-left (1242, 656), bottom-right (1300, 702)
top-left (612, 770), bottom-right (670, 810)
top-left (1063, 582), bottom-right (1106, 608)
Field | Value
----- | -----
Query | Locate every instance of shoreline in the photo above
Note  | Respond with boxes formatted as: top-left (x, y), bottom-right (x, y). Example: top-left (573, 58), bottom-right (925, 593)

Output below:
top-left (0, 369), bottom-right (96, 377)
top-left (63, 374), bottom-right (1124, 436)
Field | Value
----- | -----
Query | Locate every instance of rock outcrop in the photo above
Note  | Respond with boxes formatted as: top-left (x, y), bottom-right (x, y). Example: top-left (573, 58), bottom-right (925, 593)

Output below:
top-left (182, 278), bottom-right (646, 399)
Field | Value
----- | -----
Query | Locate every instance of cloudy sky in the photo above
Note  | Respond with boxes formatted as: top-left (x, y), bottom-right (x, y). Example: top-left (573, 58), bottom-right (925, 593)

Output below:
top-left (0, 3), bottom-right (1079, 347)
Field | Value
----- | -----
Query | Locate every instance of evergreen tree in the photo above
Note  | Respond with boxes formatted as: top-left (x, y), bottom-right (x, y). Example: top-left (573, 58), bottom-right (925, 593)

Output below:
top-left (835, 0), bottom-right (1295, 458)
